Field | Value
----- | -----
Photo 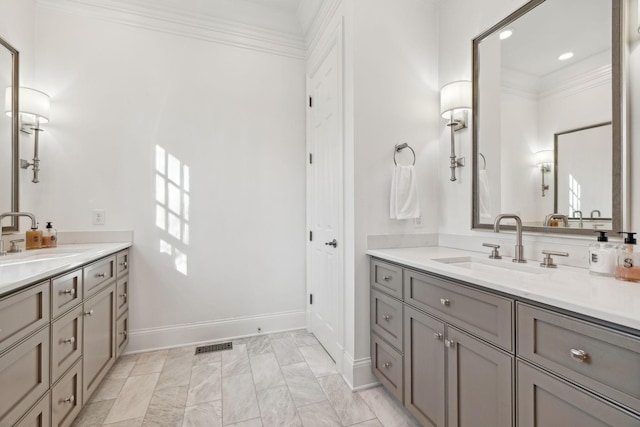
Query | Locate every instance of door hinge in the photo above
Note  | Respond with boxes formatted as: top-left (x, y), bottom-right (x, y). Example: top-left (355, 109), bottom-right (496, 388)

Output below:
top-left (309, 231), bottom-right (313, 241)
top-left (309, 96), bottom-right (313, 108)
top-left (310, 294), bottom-right (313, 305)
top-left (309, 153), bottom-right (313, 164)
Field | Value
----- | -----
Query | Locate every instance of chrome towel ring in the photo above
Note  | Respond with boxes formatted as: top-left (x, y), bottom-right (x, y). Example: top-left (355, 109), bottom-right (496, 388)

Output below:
top-left (394, 143), bottom-right (416, 166)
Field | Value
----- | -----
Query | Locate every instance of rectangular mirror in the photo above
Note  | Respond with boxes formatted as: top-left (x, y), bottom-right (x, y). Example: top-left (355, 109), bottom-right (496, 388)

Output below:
top-left (472, 0), bottom-right (622, 235)
top-left (0, 36), bottom-right (19, 232)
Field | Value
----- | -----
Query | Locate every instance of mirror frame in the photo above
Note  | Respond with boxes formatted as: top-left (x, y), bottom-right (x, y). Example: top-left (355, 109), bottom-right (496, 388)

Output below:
top-left (471, 0), bottom-right (623, 235)
top-left (0, 35), bottom-right (19, 233)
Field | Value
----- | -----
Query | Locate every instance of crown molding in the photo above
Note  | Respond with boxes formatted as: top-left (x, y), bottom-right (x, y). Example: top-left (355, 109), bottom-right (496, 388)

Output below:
top-left (305, 0), bottom-right (342, 57)
top-left (36, 0), bottom-right (306, 59)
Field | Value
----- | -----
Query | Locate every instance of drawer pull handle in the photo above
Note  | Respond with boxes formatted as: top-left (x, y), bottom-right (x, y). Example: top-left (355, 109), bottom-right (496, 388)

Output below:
top-left (382, 362), bottom-right (391, 369)
top-left (382, 275), bottom-right (392, 281)
top-left (120, 330), bottom-right (128, 337)
top-left (62, 288), bottom-right (76, 296)
top-left (570, 348), bottom-right (589, 362)
top-left (440, 298), bottom-right (451, 306)
top-left (63, 395), bottom-right (75, 404)
top-left (63, 337), bottom-right (76, 344)
top-left (120, 293), bottom-right (127, 299)
top-left (433, 332), bottom-right (443, 340)
top-left (119, 261), bottom-right (128, 268)
top-left (382, 315), bottom-right (391, 321)
top-left (95, 272), bottom-right (106, 278)
top-left (84, 309), bottom-right (94, 316)
top-left (445, 339), bottom-right (456, 348)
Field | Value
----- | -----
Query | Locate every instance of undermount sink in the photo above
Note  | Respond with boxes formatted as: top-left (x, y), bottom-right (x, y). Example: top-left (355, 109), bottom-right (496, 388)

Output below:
top-left (433, 256), bottom-right (546, 275)
top-left (0, 248), bottom-right (82, 266)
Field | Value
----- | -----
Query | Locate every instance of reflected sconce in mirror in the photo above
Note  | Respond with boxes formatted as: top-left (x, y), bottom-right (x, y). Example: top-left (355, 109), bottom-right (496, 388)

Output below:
top-left (535, 150), bottom-right (554, 197)
top-left (4, 87), bottom-right (50, 183)
top-left (440, 80), bottom-right (471, 182)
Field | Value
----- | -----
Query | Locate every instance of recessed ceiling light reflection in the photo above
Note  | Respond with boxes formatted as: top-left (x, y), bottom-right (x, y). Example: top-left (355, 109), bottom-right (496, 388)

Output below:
top-left (499, 29), bottom-right (514, 40)
top-left (558, 52), bottom-right (574, 61)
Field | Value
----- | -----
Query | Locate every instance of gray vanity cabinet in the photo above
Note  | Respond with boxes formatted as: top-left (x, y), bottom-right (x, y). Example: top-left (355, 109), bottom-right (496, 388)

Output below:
top-left (82, 282), bottom-right (116, 404)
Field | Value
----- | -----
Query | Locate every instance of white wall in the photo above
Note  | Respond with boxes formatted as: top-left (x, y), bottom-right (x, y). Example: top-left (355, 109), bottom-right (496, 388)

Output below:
top-left (19, 3), bottom-right (307, 349)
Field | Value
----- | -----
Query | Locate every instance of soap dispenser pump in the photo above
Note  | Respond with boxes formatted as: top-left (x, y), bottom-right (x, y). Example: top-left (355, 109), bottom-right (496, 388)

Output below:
top-left (589, 231), bottom-right (615, 276)
top-left (615, 232), bottom-right (640, 282)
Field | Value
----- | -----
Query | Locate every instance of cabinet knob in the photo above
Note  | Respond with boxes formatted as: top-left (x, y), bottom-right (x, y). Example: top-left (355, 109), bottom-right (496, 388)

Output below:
top-left (445, 339), bottom-right (456, 348)
top-left (440, 298), bottom-right (451, 306)
top-left (95, 272), bottom-right (106, 278)
top-left (84, 309), bottom-right (94, 316)
top-left (119, 330), bottom-right (128, 337)
top-left (63, 337), bottom-right (75, 344)
top-left (570, 348), bottom-right (589, 362)
top-left (382, 315), bottom-right (391, 321)
top-left (119, 261), bottom-right (128, 268)
top-left (119, 293), bottom-right (127, 299)
top-left (433, 332), bottom-right (443, 340)
top-left (382, 275), bottom-right (392, 281)
top-left (382, 362), bottom-right (391, 369)
top-left (63, 395), bottom-right (75, 404)
top-left (62, 288), bottom-right (76, 296)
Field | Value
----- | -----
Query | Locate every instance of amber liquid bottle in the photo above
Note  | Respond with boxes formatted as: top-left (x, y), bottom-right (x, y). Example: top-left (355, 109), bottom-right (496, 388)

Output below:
top-left (25, 227), bottom-right (42, 250)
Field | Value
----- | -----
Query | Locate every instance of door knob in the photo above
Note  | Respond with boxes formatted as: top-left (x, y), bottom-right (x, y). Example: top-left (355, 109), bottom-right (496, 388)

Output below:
top-left (325, 239), bottom-right (338, 248)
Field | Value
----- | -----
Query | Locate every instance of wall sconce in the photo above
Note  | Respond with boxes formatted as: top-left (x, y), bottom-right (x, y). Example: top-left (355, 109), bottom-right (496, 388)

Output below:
top-left (4, 87), bottom-right (50, 183)
top-left (440, 80), bottom-right (471, 182)
top-left (535, 150), bottom-right (553, 197)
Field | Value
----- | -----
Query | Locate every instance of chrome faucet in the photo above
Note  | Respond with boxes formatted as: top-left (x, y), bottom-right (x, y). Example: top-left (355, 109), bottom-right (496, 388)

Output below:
top-left (0, 212), bottom-right (38, 256)
top-left (543, 213), bottom-right (569, 227)
top-left (590, 209), bottom-right (601, 218)
top-left (494, 214), bottom-right (526, 263)
top-left (573, 210), bottom-right (583, 228)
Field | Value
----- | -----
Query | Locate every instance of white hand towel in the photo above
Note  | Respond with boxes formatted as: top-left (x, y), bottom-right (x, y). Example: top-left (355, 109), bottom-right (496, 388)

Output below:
top-left (390, 165), bottom-right (420, 220)
top-left (479, 169), bottom-right (492, 222)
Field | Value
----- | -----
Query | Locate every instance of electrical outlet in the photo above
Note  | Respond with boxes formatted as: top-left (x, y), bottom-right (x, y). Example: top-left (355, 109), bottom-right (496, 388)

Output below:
top-left (414, 216), bottom-right (422, 225)
top-left (92, 209), bottom-right (105, 225)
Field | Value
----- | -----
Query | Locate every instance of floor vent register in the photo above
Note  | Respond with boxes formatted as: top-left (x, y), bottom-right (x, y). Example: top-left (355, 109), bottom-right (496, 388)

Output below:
top-left (195, 342), bottom-right (233, 355)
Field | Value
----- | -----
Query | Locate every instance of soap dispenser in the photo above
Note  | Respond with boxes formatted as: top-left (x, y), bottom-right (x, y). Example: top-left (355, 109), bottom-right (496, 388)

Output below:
top-left (615, 232), bottom-right (640, 282)
top-left (589, 231), bottom-right (615, 276)
top-left (25, 224), bottom-right (42, 250)
top-left (42, 222), bottom-right (57, 248)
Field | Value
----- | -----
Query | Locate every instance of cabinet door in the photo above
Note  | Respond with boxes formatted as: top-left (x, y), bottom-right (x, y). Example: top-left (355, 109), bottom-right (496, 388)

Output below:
top-left (404, 306), bottom-right (445, 427)
top-left (51, 305), bottom-right (83, 383)
top-left (116, 310), bottom-right (129, 357)
top-left (115, 276), bottom-right (129, 319)
top-left (51, 270), bottom-right (82, 319)
top-left (517, 361), bottom-right (640, 426)
top-left (82, 283), bottom-right (116, 404)
top-left (14, 392), bottom-right (50, 427)
top-left (446, 326), bottom-right (513, 427)
top-left (0, 281), bottom-right (50, 354)
top-left (51, 360), bottom-right (82, 427)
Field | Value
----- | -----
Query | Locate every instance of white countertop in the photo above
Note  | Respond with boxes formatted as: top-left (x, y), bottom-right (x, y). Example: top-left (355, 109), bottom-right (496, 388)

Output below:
top-left (0, 242), bottom-right (131, 297)
top-left (367, 246), bottom-right (640, 332)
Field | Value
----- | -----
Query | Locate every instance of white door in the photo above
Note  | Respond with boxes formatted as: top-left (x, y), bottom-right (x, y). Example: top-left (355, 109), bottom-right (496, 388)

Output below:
top-left (307, 28), bottom-right (344, 365)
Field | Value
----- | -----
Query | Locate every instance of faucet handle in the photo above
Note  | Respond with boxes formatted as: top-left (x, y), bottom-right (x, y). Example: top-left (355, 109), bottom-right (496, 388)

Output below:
top-left (540, 250), bottom-right (569, 268)
top-left (9, 239), bottom-right (24, 253)
top-left (482, 243), bottom-right (502, 259)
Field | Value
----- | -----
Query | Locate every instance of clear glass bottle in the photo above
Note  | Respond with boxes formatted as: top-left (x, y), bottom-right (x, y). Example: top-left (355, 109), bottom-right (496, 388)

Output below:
top-left (589, 231), bottom-right (615, 276)
top-left (615, 232), bottom-right (640, 282)
top-left (25, 225), bottom-right (42, 250)
top-left (42, 221), bottom-right (57, 248)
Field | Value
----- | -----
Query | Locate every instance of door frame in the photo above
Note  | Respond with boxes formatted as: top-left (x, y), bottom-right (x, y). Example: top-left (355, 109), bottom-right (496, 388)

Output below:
top-left (306, 19), bottom-right (345, 371)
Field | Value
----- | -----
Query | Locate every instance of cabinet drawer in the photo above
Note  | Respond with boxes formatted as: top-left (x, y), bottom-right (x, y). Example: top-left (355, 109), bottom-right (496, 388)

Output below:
top-left (116, 310), bottom-right (129, 358)
top-left (371, 259), bottom-right (403, 299)
top-left (116, 276), bottom-right (129, 319)
top-left (518, 303), bottom-right (640, 412)
top-left (0, 282), bottom-right (50, 354)
top-left (116, 250), bottom-right (129, 278)
top-left (51, 306), bottom-right (83, 384)
top-left (51, 270), bottom-right (82, 319)
top-left (83, 256), bottom-right (115, 298)
top-left (15, 392), bottom-right (50, 427)
top-left (51, 360), bottom-right (82, 427)
top-left (0, 327), bottom-right (50, 427)
top-left (517, 360), bottom-right (640, 426)
top-left (404, 269), bottom-right (513, 351)
top-left (371, 332), bottom-right (403, 403)
top-left (371, 289), bottom-right (403, 351)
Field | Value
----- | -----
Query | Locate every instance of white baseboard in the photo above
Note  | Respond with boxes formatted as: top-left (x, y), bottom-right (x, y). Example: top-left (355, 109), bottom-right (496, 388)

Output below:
top-left (126, 309), bottom-right (307, 353)
top-left (341, 352), bottom-right (378, 390)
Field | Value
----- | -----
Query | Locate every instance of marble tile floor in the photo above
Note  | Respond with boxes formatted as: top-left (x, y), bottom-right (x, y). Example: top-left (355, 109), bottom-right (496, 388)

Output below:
top-left (71, 330), bottom-right (420, 427)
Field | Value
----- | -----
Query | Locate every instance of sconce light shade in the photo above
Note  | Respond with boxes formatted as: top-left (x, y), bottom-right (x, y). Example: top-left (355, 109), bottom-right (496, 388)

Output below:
top-left (440, 80), bottom-right (472, 119)
top-left (535, 150), bottom-right (554, 166)
top-left (4, 86), bottom-right (50, 123)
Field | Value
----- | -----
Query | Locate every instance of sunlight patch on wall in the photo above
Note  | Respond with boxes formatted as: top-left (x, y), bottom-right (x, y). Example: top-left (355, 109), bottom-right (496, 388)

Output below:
top-left (156, 145), bottom-right (190, 275)
top-left (569, 174), bottom-right (581, 215)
